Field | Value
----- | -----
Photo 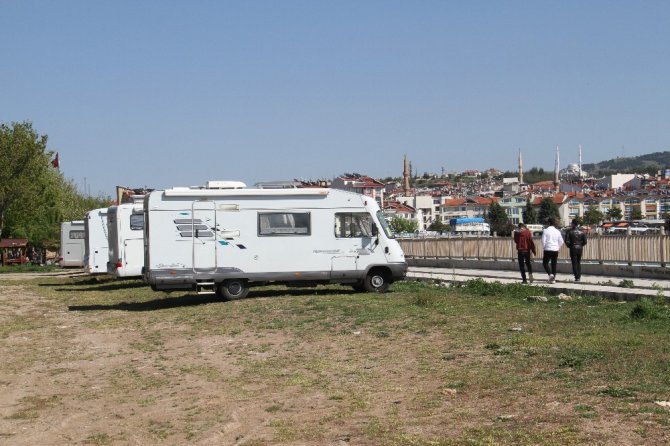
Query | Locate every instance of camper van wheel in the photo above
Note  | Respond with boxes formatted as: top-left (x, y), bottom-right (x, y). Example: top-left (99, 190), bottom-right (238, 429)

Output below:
top-left (217, 279), bottom-right (250, 300)
top-left (364, 269), bottom-right (390, 293)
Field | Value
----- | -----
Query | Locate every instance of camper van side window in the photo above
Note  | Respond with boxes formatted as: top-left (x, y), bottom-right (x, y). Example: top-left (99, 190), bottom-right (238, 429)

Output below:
top-left (69, 230), bottom-right (85, 239)
top-left (335, 213), bottom-right (375, 238)
top-left (258, 212), bottom-right (310, 236)
top-left (130, 214), bottom-right (144, 231)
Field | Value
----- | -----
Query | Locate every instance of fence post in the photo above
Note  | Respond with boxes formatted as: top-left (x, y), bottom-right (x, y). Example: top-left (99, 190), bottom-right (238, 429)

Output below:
top-left (661, 233), bottom-right (666, 268)
top-left (448, 234), bottom-right (452, 259)
top-left (627, 232), bottom-right (632, 266)
top-left (493, 232), bottom-right (497, 260)
top-left (597, 233), bottom-right (603, 265)
top-left (461, 233), bottom-right (466, 260)
top-left (477, 235), bottom-right (481, 260)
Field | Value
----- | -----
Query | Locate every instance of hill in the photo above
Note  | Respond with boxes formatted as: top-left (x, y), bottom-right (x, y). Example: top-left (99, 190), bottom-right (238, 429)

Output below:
top-left (582, 151), bottom-right (670, 176)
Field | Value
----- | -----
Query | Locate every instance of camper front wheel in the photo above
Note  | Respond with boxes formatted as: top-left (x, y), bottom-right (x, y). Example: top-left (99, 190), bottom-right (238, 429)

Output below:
top-left (364, 269), bottom-right (390, 293)
top-left (217, 279), bottom-right (250, 300)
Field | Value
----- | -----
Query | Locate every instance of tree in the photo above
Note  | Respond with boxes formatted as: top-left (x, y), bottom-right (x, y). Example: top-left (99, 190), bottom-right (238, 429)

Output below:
top-left (486, 201), bottom-right (510, 236)
top-left (606, 207), bottom-right (623, 221)
top-left (630, 207), bottom-right (643, 221)
top-left (390, 217), bottom-right (418, 233)
top-left (0, 121), bottom-right (111, 247)
top-left (582, 205), bottom-right (604, 226)
top-left (537, 197), bottom-right (560, 225)
top-left (0, 122), bottom-right (51, 238)
top-left (522, 198), bottom-right (537, 224)
top-left (427, 220), bottom-right (447, 233)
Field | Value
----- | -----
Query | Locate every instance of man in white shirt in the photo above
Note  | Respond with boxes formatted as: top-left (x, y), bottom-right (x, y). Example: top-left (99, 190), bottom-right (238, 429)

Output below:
top-left (541, 217), bottom-right (564, 283)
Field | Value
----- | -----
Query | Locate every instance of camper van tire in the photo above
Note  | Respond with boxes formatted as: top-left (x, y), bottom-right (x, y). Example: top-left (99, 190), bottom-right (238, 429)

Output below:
top-left (217, 279), bottom-right (250, 301)
top-left (363, 268), bottom-right (391, 293)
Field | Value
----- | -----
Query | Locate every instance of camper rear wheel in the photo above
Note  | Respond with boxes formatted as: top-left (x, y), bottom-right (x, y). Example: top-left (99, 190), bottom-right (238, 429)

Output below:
top-left (217, 279), bottom-right (250, 301)
top-left (364, 268), bottom-right (390, 293)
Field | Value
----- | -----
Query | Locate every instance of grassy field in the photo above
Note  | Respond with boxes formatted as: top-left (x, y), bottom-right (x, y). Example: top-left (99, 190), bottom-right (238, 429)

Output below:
top-left (1, 275), bottom-right (669, 445)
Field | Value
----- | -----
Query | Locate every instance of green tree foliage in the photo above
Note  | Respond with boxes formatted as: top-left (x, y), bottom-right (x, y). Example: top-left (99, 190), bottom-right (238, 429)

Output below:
top-left (390, 217), bottom-right (418, 233)
top-left (582, 151), bottom-right (670, 177)
top-left (0, 121), bottom-right (110, 247)
top-left (501, 167), bottom-right (554, 184)
top-left (582, 205), bottom-right (604, 226)
top-left (606, 207), bottom-right (623, 221)
top-left (630, 207), bottom-right (643, 221)
top-left (523, 167), bottom-right (554, 184)
top-left (522, 198), bottom-right (538, 224)
top-left (486, 201), bottom-right (511, 236)
top-left (427, 220), bottom-right (447, 233)
top-left (537, 197), bottom-right (560, 224)
top-left (0, 122), bottom-right (51, 238)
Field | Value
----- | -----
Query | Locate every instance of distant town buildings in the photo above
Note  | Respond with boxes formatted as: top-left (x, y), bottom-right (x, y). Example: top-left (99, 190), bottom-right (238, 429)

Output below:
top-left (324, 151), bottom-right (670, 230)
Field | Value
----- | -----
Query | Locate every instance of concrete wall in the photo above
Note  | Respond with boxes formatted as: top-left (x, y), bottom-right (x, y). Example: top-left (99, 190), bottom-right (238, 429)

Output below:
top-left (409, 258), bottom-right (670, 281)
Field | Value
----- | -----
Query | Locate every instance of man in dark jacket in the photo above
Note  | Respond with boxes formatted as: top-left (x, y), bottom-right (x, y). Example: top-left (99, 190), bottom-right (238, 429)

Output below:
top-left (565, 218), bottom-right (588, 282)
top-left (513, 223), bottom-right (536, 283)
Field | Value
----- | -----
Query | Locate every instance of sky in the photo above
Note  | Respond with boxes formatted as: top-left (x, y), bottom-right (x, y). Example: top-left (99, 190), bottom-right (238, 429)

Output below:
top-left (2, 1), bottom-right (669, 197)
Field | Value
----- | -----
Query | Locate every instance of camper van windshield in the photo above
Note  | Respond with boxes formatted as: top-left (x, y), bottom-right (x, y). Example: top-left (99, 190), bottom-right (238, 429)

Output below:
top-left (376, 210), bottom-right (394, 239)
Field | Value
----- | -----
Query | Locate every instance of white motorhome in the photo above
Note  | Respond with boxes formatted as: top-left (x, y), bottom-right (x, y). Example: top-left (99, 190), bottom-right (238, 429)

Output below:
top-left (525, 224), bottom-right (544, 236)
top-left (84, 208), bottom-right (109, 274)
top-left (60, 221), bottom-right (86, 267)
top-left (143, 181), bottom-right (407, 299)
top-left (107, 199), bottom-right (145, 278)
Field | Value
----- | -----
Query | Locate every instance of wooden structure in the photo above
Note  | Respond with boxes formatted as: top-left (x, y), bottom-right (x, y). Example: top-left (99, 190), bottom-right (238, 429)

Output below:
top-left (0, 238), bottom-right (29, 266)
top-left (398, 233), bottom-right (670, 267)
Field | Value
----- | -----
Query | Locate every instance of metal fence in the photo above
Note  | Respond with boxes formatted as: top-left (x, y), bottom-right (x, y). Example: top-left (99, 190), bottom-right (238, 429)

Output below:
top-left (398, 234), bottom-right (670, 266)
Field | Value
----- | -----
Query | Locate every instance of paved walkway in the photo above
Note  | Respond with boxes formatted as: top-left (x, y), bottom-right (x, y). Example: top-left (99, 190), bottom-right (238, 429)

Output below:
top-left (408, 266), bottom-right (669, 300)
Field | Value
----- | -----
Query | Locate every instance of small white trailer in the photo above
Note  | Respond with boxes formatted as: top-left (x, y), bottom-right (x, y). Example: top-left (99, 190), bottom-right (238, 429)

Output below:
top-left (84, 208), bottom-right (109, 274)
top-left (107, 199), bottom-right (145, 278)
top-left (143, 182), bottom-right (407, 298)
top-left (60, 221), bottom-right (86, 267)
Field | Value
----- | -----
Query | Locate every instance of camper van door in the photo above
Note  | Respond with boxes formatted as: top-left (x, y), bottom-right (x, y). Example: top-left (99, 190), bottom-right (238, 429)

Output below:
top-left (331, 212), bottom-right (376, 279)
top-left (192, 200), bottom-right (217, 271)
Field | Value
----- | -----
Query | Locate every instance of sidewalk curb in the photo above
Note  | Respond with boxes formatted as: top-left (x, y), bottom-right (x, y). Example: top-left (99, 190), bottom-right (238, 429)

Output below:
top-left (407, 272), bottom-right (667, 302)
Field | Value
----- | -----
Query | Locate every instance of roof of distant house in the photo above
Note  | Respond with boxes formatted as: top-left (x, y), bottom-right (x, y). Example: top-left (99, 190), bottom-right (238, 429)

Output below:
top-left (336, 175), bottom-right (384, 187)
top-left (0, 238), bottom-right (29, 248)
top-left (384, 201), bottom-right (416, 213)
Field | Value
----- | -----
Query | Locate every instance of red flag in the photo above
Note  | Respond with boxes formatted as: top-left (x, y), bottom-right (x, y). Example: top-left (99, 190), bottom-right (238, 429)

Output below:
top-left (51, 152), bottom-right (59, 169)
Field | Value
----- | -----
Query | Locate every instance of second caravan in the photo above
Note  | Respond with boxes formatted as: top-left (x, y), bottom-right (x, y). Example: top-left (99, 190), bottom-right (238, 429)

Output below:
top-left (143, 182), bottom-right (407, 298)
top-left (84, 208), bottom-right (109, 274)
top-left (107, 199), bottom-right (145, 278)
top-left (60, 221), bottom-right (86, 267)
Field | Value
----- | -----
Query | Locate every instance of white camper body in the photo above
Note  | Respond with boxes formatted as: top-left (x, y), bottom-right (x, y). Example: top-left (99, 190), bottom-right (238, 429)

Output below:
top-left (107, 201), bottom-right (145, 278)
top-left (143, 184), bottom-right (407, 298)
top-left (84, 208), bottom-right (109, 274)
top-left (60, 221), bottom-right (86, 267)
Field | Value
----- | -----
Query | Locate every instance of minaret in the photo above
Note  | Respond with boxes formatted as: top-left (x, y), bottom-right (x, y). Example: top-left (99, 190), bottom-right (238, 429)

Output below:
top-left (578, 144), bottom-right (583, 179)
top-left (554, 145), bottom-right (560, 192)
top-left (518, 148), bottom-right (523, 184)
top-left (403, 155), bottom-right (410, 196)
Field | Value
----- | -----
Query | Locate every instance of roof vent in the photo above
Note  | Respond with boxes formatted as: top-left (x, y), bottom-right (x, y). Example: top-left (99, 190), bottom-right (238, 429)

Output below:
top-left (205, 181), bottom-right (247, 190)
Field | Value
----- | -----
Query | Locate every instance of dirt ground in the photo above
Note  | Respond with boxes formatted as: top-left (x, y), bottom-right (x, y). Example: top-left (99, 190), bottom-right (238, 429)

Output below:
top-left (0, 273), bottom-right (668, 445)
